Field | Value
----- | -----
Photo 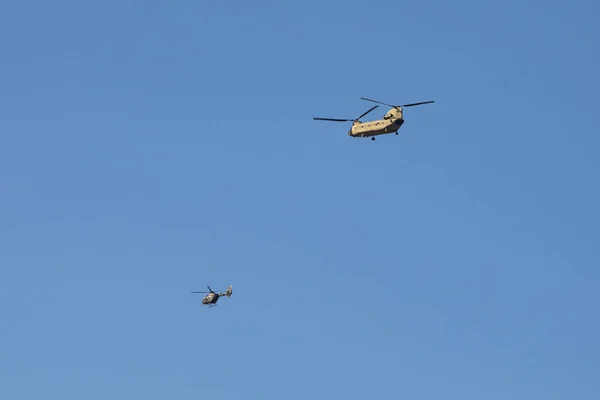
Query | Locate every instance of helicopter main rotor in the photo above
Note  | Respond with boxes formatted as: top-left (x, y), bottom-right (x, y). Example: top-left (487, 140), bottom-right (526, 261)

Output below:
top-left (359, 97), bottom-right (435, 109)
top-left (313, 105), bottom-right (379, 123)
top-left (190, 285), bottom-right (223, 294)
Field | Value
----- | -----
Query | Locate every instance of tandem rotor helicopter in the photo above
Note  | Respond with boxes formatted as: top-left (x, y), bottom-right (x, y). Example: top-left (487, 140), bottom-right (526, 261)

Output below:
top-left (313, 97), bottom-right (435, 141)
top-left (190, 285), bottom-right (232, 307)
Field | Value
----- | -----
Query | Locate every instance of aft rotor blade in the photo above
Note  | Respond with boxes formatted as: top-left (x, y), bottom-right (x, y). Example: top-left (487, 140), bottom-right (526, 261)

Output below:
top-left (355, 105), bottom-right (378, 120)
top-left (401, 101), bottom-right (435, 107)
top-left (313, 117), bottom-right (353, 122)
top-left (359, 97), bottom-right (397, 108)
top-left (361, 97), bottom-right (436, 108)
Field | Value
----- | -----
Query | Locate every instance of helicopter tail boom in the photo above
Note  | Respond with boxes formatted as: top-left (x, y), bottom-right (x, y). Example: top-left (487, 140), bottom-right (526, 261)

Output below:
top-left (217, 285), bottom-right (233, 297)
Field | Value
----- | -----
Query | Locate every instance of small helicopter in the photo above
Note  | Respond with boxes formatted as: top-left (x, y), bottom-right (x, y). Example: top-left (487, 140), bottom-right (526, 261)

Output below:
top-left (190, 285), bottom-right (232, 307)
top-left (313, 97), bottom-right (435, 140)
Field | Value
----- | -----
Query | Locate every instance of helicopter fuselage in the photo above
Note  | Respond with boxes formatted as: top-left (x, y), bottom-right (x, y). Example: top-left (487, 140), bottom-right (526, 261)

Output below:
top-left (202, 293), bottom-right (219, 304)
top-left (348, 107), bottom-right (404, 138)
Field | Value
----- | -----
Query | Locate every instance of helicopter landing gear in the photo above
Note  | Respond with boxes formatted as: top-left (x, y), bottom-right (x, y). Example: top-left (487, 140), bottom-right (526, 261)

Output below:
top-left (371, 137), bottom-right (375, 141)
top-left (395, 132), bottom-right (398, 135)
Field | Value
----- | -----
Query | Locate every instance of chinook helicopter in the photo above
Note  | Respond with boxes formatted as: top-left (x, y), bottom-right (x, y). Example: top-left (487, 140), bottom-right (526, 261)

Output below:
top-left (190, 285), bottom-right (232, 307)
top-left (313, 97), bottom-right (434, 140)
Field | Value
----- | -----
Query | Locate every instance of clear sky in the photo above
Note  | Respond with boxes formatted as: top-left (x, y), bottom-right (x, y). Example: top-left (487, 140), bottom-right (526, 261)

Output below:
top-left (1, 1), bottom-right (599, 399)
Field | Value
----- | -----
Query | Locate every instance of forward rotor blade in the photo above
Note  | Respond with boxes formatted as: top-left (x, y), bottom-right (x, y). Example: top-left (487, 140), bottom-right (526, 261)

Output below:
top-left (313, 117), bottom-right (353, 122)
top-left (401, 101), bottom-right (435, 107)
top-left (355, 105), bottom-right (378, 120)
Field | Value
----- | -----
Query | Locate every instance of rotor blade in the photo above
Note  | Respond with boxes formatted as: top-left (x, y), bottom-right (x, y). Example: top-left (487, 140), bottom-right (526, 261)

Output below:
top-left (359, 97), bottom-right (397, 108)
top-left (361, 97), bottom-right (436, 108)
top-left (355, 105), bottom-right (378, 120)
top-left (401, 101), bottom-right (435, 107)
top-left (207, 286), bottom-right (213, 292)
top-left (313, 117), bottom-right (353, 122)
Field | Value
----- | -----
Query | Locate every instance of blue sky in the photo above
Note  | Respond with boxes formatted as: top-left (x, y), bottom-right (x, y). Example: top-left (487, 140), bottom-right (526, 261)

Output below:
top-left (1, 0), bottom-right (599, 398)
